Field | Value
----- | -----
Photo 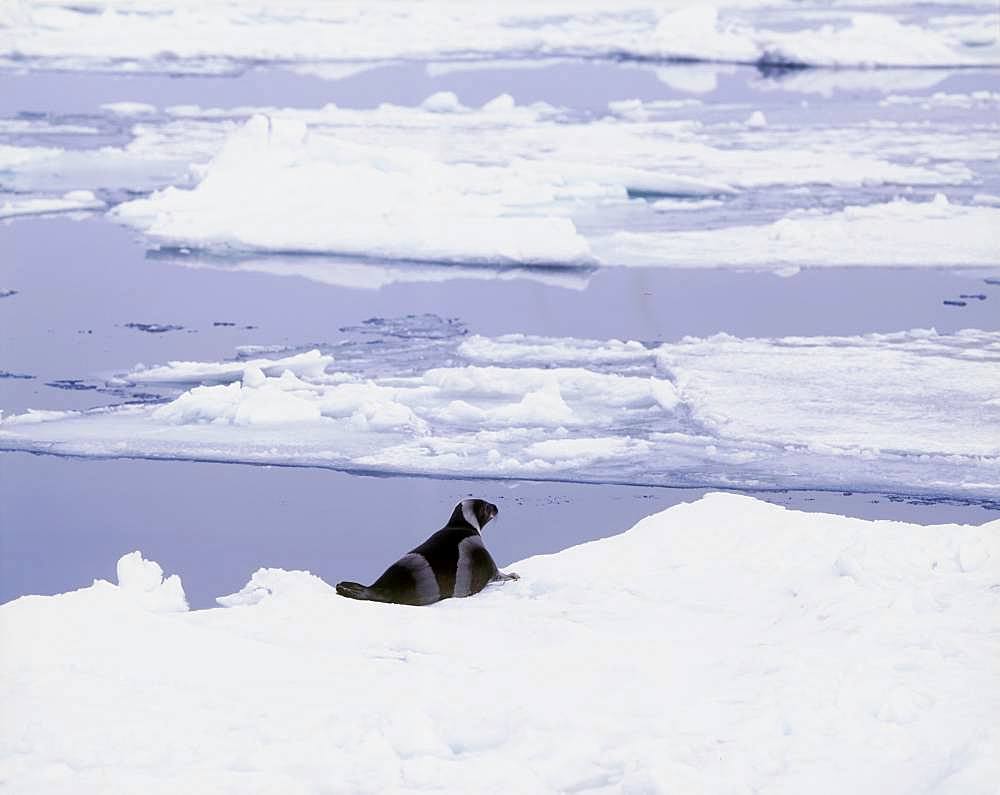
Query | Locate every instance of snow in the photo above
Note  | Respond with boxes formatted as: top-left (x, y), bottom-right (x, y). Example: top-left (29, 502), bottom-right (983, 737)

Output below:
top-left (115, 551), bottom-right (189, 613)
top-left (600, 195), bottom-right (1000, 268)
top-left (2, 326), bottom-right (997, 499)
top-left (2, 493), bottom-right (998, 793)
top-left (1, 2), bottom-right (996, 74)
top-left (4, 6), bottom-right (998, 788)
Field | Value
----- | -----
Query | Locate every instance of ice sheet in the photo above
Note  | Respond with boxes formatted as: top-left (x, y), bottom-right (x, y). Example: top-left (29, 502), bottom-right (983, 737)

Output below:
top-left (3, 85), bottom-right (995, 269)
top-left (2, 324), bottom-right (997, 500)
top-left (599, 194), bottom-right (1000, 268)
top-left (111, 115), bottom-right (595, 265)
top-left (103, 105), bottom-right (992, 267)
top-left (0, 189), bottom-right (104, 219)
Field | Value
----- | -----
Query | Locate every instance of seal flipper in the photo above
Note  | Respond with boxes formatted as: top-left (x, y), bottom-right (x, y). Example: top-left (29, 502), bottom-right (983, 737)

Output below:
top-left (336, 581), bottom-right (386, 601)
top-left (336, 554), bottom-right (441, 606)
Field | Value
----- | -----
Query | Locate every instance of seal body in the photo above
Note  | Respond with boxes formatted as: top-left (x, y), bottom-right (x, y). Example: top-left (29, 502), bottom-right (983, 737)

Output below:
top-left (336, 498), bottom-right (517, 606)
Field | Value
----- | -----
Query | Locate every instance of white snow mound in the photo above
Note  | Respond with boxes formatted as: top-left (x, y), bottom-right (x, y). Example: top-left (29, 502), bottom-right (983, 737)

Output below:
top-left (115, 550), bottom-right (189, 613)
top-left (1, 494), bottom-right (998, 793)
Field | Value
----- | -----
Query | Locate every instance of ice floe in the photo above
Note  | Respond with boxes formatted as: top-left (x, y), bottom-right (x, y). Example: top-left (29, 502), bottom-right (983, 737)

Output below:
top-left (101, 105), bottom-right (993, 267)
top-left (1, 493), bottom-right (998, 793)
top-left (99, 101), bottom-right (158, 116)
top-left (0, 190), bottom-right (104, 220)
top-left (2, 324), bottom-right (997, 500)
top-left (1, 2), bottom-right (997, 74)
top-left (881, 90), bottom-right (1000, 110)
top-left (2, 84), bottom-right (996, 270)
top-left (111, 114), bottom-right (595, 265)
top-left (753, 12), bottom-right (998, 68)
top-left (599, 194), bottom-right (1000, 268)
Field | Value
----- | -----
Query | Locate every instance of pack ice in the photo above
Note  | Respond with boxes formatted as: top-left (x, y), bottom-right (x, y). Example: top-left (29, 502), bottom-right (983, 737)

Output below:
top-left (1, 2), bottom-right (997, 73)
top-left (106, 107), bottom-right (999, 268)
top-left (2, 326), bottom-right (997, 501)
top-left (1, 494), bottom-right (997, 793)
top-left (5, 89), bottom-right (998, 270)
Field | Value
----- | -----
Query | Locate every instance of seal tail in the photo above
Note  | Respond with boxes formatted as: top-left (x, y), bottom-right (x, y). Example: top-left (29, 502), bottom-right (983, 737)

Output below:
top-left (336, 581), bottom-right (379, 601)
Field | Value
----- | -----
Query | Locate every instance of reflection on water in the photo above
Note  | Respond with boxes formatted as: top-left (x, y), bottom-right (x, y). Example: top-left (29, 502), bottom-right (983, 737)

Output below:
top-left (154, 248), bottom-right (595, 291)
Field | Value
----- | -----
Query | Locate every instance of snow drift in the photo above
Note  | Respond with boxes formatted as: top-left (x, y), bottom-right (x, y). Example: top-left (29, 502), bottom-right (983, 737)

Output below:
top-left (1, 493), bottom-right (998, 793)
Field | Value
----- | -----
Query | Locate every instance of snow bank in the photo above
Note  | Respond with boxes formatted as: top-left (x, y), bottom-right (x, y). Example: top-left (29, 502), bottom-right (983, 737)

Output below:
top-left (2, 494), bottom-right (998, 793)
top-left (600, 195), bottom-right (1000, 268)
top-left (1, 550), bottom-right (188, 618)
top-left (1, 2), bottom-right (996, 73)
top-left (2, 327), bottom-right (997, 499)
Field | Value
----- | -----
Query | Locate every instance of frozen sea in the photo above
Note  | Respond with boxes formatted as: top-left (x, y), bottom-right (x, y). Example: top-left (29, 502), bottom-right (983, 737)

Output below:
top-left (1, 2), bottom-right (1000, 793)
